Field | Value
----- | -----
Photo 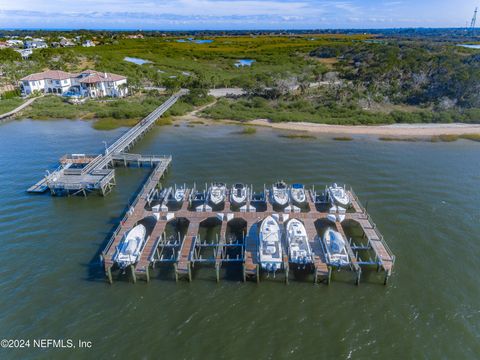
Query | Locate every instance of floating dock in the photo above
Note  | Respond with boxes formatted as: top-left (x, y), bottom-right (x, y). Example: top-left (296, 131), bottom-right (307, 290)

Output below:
top-left (101, 178), bottom-right (396, 286)
top-left (27, 90), bottom-right (186, 196)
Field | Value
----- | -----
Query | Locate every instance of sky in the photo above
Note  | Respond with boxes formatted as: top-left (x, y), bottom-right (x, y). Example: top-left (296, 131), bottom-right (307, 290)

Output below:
top-left (0, 0), bottom-right (478, 30)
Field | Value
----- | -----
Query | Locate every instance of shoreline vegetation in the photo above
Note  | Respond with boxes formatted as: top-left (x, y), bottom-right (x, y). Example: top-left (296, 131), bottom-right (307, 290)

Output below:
top-left (2, 31), bottom-right (480, 135)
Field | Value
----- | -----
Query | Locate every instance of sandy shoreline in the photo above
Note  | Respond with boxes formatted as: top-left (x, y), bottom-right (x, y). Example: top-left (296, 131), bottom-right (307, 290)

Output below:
top-left (248, 119), bottom-right (480, 136)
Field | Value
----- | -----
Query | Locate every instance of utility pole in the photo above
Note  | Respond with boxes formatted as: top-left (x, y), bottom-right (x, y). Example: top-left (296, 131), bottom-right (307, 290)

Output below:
top-left (470, 7), bottom-right (478, 34)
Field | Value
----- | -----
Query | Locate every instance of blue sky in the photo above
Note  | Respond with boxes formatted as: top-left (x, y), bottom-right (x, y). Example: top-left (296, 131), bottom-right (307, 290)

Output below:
top-left (0, 0), bottom-right (478, 30)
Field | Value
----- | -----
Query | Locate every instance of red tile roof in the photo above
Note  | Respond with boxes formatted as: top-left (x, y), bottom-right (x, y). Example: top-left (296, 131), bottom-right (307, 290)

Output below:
top-left (20, 69), bottom-right (127, 83)
top-left (78, 70), bottom-right (126, 83)
top-left (20, 70), bottom-right (73, 81)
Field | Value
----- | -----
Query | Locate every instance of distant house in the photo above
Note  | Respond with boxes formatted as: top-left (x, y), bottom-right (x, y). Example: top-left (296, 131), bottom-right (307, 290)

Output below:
top-left (82, 40), bottom-right (95, 47)
top-left (25, 40), bottom-right (48, 49)
top-left (15, 49), bottom-right (33, 59)
top-left (126, 34), bottom-right (144, 39)
top-left (20, 70), bottom-right (128, 98)
top-left (0, 42), bottom-right (7, 49)
top-left (60, 38), bottom-right (75, 47)
top-left (6, 39), bottom-right (23, 48)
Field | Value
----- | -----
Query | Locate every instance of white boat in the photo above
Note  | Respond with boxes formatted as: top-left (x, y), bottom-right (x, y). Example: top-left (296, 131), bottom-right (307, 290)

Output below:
top-left (286, 219), bottom-right (312, 265)
top-left (209, 182), bottom-right (226, 205)
top-left (327, 183), bottom-right (351, 208)
top-left (322, 228), bottom-right (349, 266)
top-left (272, 181), bottom-right (289, 206)
top-left (231, 183), bottom-right (247, 206)
top-left (259, 216), bottom-right (283, 272)
top-left (113, 224), bottom-right (147, 269)
top-left (173, 186), bottom-right (186, 202)
top-left (290, 183), bottom-right (306, 205)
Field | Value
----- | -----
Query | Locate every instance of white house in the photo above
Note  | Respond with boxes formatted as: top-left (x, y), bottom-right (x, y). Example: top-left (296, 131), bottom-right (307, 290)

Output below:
top-left (82, 40), bottom-right (95, 47)
top-left (20, 70), bottom-right (128, 98)
top-left (6, 39), bottom-right (23, 48)
top-left (24, 40), bottom-right (48, 49)
top-left (16, 49), bottom-right (33, 59)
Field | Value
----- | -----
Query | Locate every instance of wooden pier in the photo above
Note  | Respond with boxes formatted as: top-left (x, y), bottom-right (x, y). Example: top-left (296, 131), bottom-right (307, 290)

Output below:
top-left (27, 90), bottom-right (186, 196)
top-left (101, 182), bottom-right (395, 286)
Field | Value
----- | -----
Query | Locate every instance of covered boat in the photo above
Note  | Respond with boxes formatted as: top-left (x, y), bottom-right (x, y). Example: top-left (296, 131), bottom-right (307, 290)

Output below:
top-left (190, 189), bottom-right (206, 207)
top-left (113, 224), bottom-right (147, 269)
top-left (290, 183), bottom-right (306, 205)
top-left (286, 219), bottom-right (312, 265)
top-left (209, 182), bottom-right (226, 206)
top-left (259, 216), bottom-right (283, 272)
top-left (327, 183), bottom-right (351, 208)
top-left (322, 228), bottom-right (349, 266)
top-left (231, 183), bottom-right (247, 206)
top-left (173, 186), bottom-right (186, 202)
top-left (272, 181), bottom-right (289, 207)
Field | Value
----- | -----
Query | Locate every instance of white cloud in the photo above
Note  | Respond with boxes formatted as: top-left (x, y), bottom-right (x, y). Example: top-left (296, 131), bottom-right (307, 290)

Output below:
top-left (0, 0), bottom-right (476, 29)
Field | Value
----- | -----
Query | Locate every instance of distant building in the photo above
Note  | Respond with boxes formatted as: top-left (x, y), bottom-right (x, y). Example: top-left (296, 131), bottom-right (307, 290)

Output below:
top-left (82, 40), bottom-right (95, 47)
top-left (126, 34), bottom-right (144, 39)
top-left (6, 39), bottom-right (23, 48)
top-left (60, 38), bottom-right (75, 47)
top-left (15, 49), bottom-right (33, 59)
top-left (0, 42), bottom-right (7, 49)
top-left (25, 40), bottom-right (48, 49)
top-left (20, 70), bottom-right (128, 98)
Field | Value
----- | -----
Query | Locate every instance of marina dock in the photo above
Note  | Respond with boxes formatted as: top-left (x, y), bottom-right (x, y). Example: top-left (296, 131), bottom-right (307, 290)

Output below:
top-left (101, 181), bottom-right (396, 286)
top-left (25, 88), bottom-right (395, 286)
top-left (27, 90), bottom-right (186, 196)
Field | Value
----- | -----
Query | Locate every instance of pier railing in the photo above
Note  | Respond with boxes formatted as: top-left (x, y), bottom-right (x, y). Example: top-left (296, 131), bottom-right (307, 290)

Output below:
top-left (348, 186), bottom-right (396, 264)
top-left (101, 157), bottom-right (171, 257)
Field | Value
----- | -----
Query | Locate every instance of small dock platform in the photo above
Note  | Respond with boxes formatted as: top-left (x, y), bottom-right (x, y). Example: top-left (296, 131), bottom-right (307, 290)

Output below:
top-left (28, 91), bottom-right (185, 196)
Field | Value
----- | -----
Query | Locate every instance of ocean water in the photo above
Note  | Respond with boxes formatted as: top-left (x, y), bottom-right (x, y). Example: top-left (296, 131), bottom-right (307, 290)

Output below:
top-left (0, 119), bottom-right (479, 358)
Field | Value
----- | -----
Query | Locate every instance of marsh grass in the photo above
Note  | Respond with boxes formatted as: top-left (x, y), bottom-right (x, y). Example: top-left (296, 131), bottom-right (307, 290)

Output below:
top-left (236, 126), bottom-right (257, 135)
top-left (333, 136), bottom-right (353, 141)
top-left (279, 133), bottom-right (316, 139)
top-left (459, 133), bottom-right (480, 142)
top-left (0, 98), bottom-right (24, 114)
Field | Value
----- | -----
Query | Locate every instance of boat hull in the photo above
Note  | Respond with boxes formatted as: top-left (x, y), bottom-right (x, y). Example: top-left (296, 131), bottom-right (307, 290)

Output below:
top-left (259, 216), bottom-right (283, 271)
top-left (286, 219), bottom-right (312, 265)
top-left (321, 228), bottom-right (349, 266)
top-left (113, 224), bottom-right (147, 269)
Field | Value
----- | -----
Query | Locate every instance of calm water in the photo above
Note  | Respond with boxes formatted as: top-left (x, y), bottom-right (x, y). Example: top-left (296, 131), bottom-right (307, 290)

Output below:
top-left (235, 59), bottom-right (255, 67)
top-left (1, 119), bottom-right (480, 359)
top-left (457, 44), bottom-right (480, 49)
top-left (124, 57), bottom-right (152, 65)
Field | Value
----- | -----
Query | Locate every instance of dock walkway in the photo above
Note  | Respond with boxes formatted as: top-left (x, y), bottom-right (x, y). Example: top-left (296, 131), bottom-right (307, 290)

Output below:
top-left (0, 96), bottom-right (39, 121)
top-left (101, 182), bottom-right (395, 285)
top-left (28, 91), bottom-right (185, 196)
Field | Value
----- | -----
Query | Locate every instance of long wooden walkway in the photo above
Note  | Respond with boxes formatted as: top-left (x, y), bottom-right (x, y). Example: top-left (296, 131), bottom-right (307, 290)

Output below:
top-left (0, 96), bottom-right (39, 121)
top-left (28, 90), bottom-right (185, 195)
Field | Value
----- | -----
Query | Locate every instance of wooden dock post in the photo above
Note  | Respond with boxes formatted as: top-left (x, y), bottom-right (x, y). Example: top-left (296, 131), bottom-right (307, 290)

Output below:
top-left (106, 267), bottom-right (113, 284)
top-left (355, 268), bottom-right (361, 286)
top-left (130, 265), bottom-right (137, 284)
top-left (145, 266), bottom-right (150, 283)
top-left (285, 264), bottom-right (289, 284)
top-left (174, 263), bottom-right (179, 282)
